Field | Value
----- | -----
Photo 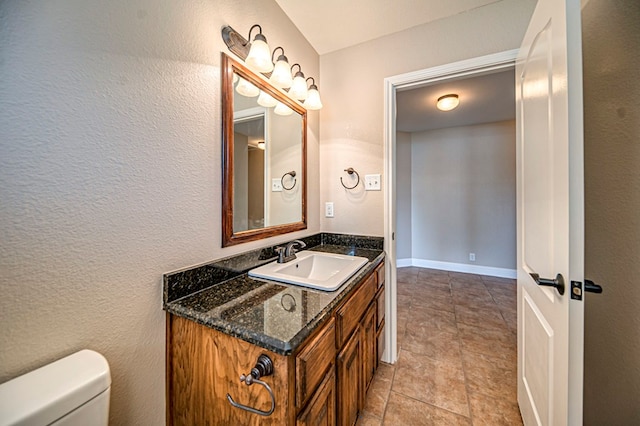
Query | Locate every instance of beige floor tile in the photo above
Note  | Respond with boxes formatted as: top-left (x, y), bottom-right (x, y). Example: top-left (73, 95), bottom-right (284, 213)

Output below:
top-left (362, 364), bottom-right (395, 417)
top-left (468, 391), bottom-right (523, 426)
top-left (454, 304), bottom-right (509, 331)
top-left (383, 392), bottom-right (471, 425)
top-left (404, 325), bottom-right (461, 359)
top-left (409, 305), bottom-right (459, 334)
top-left (392, 350), bottom-right (469, 417)
top-left (357, 412), bottom-right (382, 426)
top-left (452, 292), bottom-right (498, 310)
top-left (457, 322), bottom-right (516, 362)
top-left (462, 351), bottom-right (518, 402)
top-left (412, 293), bottom-right (455, 313)
top-left (449, 272), bottom-right (483, 283)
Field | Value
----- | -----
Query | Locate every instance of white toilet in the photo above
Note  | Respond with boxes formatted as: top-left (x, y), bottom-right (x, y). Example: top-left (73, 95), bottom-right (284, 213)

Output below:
top-left (0, 349), bottom-right (111, 426)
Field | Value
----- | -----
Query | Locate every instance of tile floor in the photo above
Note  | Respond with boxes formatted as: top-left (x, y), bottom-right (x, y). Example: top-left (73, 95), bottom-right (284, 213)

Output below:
top-left (357, 267), bottom-right (523, 426)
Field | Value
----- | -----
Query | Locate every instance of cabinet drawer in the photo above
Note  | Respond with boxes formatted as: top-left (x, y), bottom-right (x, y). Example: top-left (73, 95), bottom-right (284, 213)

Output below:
top-left (335, 274), bottom-right (376, 347)
top-left (296, 370), bottom-right (336, 426)
top-left (375, 262), bottom-right (385, 288)
top-left (296, 317), bottom-right (336, 408)
top-left (376, 285), bottom-right (385, 329)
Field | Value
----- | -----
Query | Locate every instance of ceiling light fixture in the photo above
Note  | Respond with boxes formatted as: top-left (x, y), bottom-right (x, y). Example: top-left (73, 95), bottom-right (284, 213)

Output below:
top-left (257, 141), bottom-right (266, 150)
top-left (436, 94), bottom-right (459, 111)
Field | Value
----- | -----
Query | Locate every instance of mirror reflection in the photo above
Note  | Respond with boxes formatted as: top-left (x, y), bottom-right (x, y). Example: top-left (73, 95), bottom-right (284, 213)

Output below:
top-left (222, 54), bottom-right (307, 246)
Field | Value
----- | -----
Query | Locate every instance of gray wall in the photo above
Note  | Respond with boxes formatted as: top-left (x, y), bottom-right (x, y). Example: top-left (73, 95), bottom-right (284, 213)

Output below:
top-left (0, 1), bottom-right (320, 424)
top-left (406, 121), bottom-right (516, 269)
top-left (582, 0), bottom-right (640, 424)
top-left (396, 132), bottom-right (413, 259)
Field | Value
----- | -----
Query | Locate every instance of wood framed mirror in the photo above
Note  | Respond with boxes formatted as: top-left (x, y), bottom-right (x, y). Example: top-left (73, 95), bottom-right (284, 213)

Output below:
top-left (221, 53), bottom-right (307, 247)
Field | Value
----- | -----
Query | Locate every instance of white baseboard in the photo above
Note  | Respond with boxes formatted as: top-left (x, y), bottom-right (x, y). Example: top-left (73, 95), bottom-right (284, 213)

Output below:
top-left (396, 258), bottom-right (516, 279)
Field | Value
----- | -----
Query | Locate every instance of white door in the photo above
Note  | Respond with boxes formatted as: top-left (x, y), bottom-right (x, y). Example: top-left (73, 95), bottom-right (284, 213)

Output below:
top-left (516, 0), bottom-right (585, 424)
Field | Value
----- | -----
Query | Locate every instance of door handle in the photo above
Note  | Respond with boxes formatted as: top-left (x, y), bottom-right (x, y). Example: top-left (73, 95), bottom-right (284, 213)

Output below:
top-left (584, 279), bottom-right (603, 294)
top-left (530, 272), bottom-right (565, 295)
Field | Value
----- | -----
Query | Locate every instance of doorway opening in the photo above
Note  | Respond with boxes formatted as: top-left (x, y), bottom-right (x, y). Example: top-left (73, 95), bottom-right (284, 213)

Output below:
top-left (382, 49), bottom-right (518, 364)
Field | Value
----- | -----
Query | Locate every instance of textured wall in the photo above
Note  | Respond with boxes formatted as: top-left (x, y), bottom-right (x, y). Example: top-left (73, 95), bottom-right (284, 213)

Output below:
top-left (582, 0), bottom-right (640, 423)
top-left (0, 1), bottom-right (319, 424)
top-left (319, 0), bottom-right (536, 236)
top-left (403, 121), bottom-right (516, 269)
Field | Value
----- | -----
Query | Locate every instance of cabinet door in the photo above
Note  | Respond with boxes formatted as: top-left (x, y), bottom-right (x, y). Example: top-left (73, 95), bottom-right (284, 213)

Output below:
top-left (337, 329), bottom-right (361, 426)
top-left (297, 370), bottom-right (336, 426)
top-left (361, 303), bottom-right (376, 396)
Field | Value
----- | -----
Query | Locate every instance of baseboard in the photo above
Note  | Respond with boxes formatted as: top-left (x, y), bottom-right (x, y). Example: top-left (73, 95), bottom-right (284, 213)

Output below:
top-left (396, 258), bottom-right (516, 279)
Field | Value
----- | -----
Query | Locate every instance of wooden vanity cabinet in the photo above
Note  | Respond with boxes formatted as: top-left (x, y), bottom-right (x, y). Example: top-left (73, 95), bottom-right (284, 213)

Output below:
top-left (166, 259), bottom-right (385, 426)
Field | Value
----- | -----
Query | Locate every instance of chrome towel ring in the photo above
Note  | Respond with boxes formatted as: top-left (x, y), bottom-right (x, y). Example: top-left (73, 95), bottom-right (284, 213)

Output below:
top-left (281, 170), bottom-right (297, 190)
top-left (340, 167), bottom-right (360, 190)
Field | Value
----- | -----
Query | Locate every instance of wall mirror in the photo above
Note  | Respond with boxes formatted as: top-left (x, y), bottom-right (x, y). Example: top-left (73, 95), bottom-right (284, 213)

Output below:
top-left (222, 53), bottom-right (307, 247)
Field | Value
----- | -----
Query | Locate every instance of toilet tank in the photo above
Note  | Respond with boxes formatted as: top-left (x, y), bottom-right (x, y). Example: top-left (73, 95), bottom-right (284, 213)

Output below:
top-left (0, 350), bottom-right (111, 426)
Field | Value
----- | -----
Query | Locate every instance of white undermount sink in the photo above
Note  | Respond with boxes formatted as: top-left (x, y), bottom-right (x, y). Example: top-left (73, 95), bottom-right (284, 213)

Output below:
top-left (248, 251), bottom-right (368, 291)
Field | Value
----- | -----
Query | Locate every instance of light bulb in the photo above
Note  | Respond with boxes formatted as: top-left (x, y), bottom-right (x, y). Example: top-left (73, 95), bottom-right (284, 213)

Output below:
top-left (290, 74), bottom-right (308, 100)
top-left (304, 86), bottom-right (323, 110)
top-left (245, 33), bottom-right (273, 73)
top-left (270, 56), bottom-right (293, 89)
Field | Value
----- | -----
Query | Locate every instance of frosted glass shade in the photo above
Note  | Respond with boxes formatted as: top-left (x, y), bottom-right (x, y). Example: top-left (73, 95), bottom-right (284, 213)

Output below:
top-left (274, 102), bottom-right (293, 116)
top-left (236, 78), bottom-right (259, 97)
top-left (257, 91), bottom-right (277, 107)
top-left (245, 35), bottom-right (273, 73)
top-left (290, 75), bottom-right (308, 100)
top-left (436, 94), bottom-right (459, 111)
top-left (304, 87), bottom-right (323, 110)
top-left (270, 58), bottom-right (293, 89)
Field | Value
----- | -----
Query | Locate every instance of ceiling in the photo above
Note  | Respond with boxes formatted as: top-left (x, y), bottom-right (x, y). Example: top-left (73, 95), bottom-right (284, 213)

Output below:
top-left (274, 0), bottom-right (515, 133)
top-left (396, 69), bottom-right (515, 133)
top-left (274, 0), bottom-right (501, 55)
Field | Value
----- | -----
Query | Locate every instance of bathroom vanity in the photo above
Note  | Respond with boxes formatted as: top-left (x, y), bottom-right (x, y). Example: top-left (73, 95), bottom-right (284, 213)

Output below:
top-left (164, 234), bottom-right (385, 426)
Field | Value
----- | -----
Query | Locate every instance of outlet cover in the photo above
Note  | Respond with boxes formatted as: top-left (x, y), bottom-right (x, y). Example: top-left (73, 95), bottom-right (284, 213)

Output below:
top-left (469, 253), bottom-right (476, 262)
top-left (325, 202), bottom-right (334, 217)
top-left (365, 174), bottom-right (381, 191)
top-left (272, 179), bottom-right (283, 192)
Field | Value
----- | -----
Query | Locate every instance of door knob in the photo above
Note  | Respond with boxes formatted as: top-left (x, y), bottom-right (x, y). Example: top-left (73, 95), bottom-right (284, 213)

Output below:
top-left (584, 279), bottom-right (603, 294)
top-left (530, 272), bottom-right (565, 295)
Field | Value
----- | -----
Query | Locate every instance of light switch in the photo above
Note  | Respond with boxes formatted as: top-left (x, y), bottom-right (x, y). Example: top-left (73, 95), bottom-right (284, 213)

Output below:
top-left (365, 174), bottom-right (381, 191)
top-left (325, 202), bottom-right (334, 217)
top-left (272, 179), bottom-right (283, 192)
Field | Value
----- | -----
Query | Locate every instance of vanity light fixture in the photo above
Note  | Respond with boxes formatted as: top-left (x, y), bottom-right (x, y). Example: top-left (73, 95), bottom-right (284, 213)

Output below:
top-left (289, 64), bottom-right (308, 101)
top-left (257, 90), bottom-right (278, 107)
top-left (221, 24), bottom-right (322, 109)
top-left (270, 47), bottom-right (293, 89)
top-left (274, 101), bottom-right (293, 116)
top-left (235, 77), bottom-right (259, 97)
top-left (244, 25), bottom-right (273, 73)
top-left (304, 77), bottom-right (323, 110)
top-left (436, 94), bottom-right (459, 111)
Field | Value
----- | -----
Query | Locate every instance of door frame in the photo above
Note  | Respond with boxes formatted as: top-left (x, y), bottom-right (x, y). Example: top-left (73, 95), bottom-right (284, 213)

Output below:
top-left (382, 49), bottom-right (519, 364)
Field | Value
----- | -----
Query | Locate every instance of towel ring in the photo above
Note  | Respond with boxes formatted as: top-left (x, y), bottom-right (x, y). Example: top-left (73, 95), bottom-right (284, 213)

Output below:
top-left (340, 168), bottom-right (360, 190)
top-left (281, 171), bottom-right (296, 190)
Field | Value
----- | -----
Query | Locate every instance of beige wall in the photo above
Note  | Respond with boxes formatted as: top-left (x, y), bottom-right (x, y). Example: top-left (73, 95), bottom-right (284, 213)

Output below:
top-left (0, 1), bottom-right (319, 424)
top-left (582, 0), bottom-right (640, 423)
top-left (403, 121), bottom-right (516, 269)
top-left (396, 132), bottom-right (413, 259)
top-left (319, 0), bottom-right (536, 236)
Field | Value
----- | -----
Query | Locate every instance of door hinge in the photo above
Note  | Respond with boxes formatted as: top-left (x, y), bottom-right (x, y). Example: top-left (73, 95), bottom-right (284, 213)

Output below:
top-left (570, 281), bottom-right (582, 301)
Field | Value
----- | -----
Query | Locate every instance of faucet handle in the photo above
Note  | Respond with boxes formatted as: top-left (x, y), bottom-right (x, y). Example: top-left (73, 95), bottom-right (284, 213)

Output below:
top-left (274, 246), bottom-right (286, 263)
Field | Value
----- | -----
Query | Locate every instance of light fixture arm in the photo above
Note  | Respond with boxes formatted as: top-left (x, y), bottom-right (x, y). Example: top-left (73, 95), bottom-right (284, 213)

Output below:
top-left (291, 63), bottom-right (303, 76)
top-left (305, 77), bottom-right (317, 89)
top-left (272, 46), bottom-right (285, 62)
top-left (246, 24), bottom-right (263, 45)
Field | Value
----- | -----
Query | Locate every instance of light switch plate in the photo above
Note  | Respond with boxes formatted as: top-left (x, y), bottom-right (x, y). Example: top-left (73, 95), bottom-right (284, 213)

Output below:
top-left (272, 179), bottom-right (283, 192)
top-left (325, 202), bottom-right (334, 217)
top-left (365, 174), bottom-right (381, 191)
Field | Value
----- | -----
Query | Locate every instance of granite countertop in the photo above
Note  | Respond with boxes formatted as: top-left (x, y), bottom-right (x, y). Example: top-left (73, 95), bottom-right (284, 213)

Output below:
top-left (163, 234), bottom-right (384, 356)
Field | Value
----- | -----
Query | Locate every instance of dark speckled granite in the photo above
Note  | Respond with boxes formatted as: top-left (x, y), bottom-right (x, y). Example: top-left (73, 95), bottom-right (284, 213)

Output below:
top-left (163, 233), bottom-right (384, 355)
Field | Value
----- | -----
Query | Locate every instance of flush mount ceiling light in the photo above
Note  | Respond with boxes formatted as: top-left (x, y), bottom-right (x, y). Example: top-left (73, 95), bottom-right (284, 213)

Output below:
top-left (304, 77), bottom-right (323, 110)
top-left (257, 141), bottom-right (266, 150)
top-left (221, 25), bottom-right (322, 109)
top-left (436, 94), bottom-right (459, 111)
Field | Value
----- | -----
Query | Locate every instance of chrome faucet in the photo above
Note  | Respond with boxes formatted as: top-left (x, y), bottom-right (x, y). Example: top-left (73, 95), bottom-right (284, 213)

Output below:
top-left (275, 240), bottom-right (306, 263)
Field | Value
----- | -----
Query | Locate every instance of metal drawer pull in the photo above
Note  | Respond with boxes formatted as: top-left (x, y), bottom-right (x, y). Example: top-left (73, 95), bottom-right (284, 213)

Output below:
top-left (226, 354), bottom-right (276, 416)
top-left (530, 272), bottom-right (565, 295)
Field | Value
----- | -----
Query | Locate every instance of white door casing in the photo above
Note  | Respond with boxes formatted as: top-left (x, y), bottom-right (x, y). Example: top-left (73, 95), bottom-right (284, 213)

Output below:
top-left (516, 0), bottom-right (585, 424)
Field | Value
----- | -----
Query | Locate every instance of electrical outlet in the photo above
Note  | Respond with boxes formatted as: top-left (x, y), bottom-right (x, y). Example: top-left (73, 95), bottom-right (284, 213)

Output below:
top-left (325, 202), bottom-right (334, 218)
top-left (272, 179), bottom-right (283, 192)
top-left (365, 174), bottom-right (381, 191)
top-left (469, 253), bottom-right (476, 262)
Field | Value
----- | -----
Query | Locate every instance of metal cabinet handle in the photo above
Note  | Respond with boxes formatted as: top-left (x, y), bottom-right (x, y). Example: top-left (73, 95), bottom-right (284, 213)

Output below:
top-left (530, 272), bottom-right (565, 295)
top-left (226, 354), bottom-right (276, 417)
